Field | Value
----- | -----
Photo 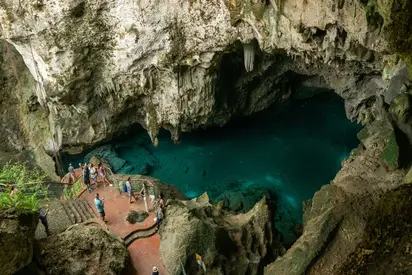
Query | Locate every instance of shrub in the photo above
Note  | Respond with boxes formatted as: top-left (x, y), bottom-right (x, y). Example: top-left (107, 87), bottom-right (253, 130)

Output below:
top-left (0, 161), bottom-right (48, 214)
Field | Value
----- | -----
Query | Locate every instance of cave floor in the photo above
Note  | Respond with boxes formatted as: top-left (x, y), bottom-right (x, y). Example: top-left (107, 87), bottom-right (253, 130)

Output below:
top-left (79, 184), bottom-right (167, 274)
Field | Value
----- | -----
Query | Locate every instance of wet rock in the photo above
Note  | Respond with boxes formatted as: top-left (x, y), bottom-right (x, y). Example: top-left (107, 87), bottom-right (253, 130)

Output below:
top-left (126, 210), bottom-right (148, 224)
top-left (85, 145), bottom-right (126, 172)
top-left (0, 211), bottom-right (38, 275)
top-left (160, 194), bottom-right (282, 275)
top-left (36, 224), bottom-right (129, 275)
top-left (137, 163), bottom-right (152, 175)
top-left (216, 183), bottom-right (272, 213)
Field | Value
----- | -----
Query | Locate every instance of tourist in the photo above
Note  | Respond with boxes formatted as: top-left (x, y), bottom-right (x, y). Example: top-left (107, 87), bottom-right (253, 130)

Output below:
top-left (39, 207), bottom-right (51, 236)
top-left (98, 163), bottom-right (112, 187)
top-left (94, 193), bottom-right (106, 222)
top-left (90, 164), bottom-right (98, 186)
top-left (158, 193), bottom-right (165, 209)
top-left (68, 163), bottom-right (75, 183)
top-left (125, 177), bottom-right (133, 203)
top-left (156, 207), bottom-right (163, 229)
top-left (9, 186), bottom-right (20, 198)
top-left (83, 163), bottom-right (91, 193)
top-left (152, 266), bottom-right (159, 275)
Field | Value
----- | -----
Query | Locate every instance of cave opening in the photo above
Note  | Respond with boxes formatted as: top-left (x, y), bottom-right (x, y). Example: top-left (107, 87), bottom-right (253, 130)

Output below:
top-left (61, 41), bottom-right (363, 246)
top-left (62, 90), bottom-right (361, 246)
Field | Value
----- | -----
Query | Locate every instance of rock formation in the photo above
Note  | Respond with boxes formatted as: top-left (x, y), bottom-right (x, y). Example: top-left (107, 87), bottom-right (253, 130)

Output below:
top-left (35, 224), bottom-right (129, 275)
top-left (0, 211), bottom-right (38, 275)
top-left (1, 0), bottom-right (411, 177)
top-left (264, 99), bottom-right (412, 274)
top-left (159, 193), bottom-right (282, 275)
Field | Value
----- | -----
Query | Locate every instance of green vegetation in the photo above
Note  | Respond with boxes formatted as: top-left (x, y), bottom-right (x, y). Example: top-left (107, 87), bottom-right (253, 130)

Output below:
top-left (380, 132), bottom-right (400, 169)
top-left (359, 0), bottom-right (412, 72)
top-left (0, 161), bottom-right (48, 213)
top-left (64, 179), bottom-right (84, 199)
top-left (357, 126), bottom-right (370, 141)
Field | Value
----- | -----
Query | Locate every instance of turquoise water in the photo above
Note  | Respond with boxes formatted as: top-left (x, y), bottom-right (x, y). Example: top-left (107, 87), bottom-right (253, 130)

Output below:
top-left (63, 93), bottom-right (361, 243)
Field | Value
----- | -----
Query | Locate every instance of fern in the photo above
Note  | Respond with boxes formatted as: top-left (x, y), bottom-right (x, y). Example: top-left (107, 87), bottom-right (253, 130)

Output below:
top-left (0, 161), bottom-right (48, 214)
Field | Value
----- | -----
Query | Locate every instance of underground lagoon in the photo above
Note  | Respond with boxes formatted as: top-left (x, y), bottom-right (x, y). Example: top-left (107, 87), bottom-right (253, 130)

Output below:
top-left (63, 92), bottom-right (361, 244)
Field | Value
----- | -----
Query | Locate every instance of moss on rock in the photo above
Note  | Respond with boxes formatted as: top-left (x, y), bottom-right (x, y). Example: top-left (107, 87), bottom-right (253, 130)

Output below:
top-left (224, 0), bottom-right (268, 25)
top-left (389, 93), bottom-right (411, 123)
top-left (357, 126), bottom-right (370, 142)
top-left (380, 132), bottom-right (400, 169)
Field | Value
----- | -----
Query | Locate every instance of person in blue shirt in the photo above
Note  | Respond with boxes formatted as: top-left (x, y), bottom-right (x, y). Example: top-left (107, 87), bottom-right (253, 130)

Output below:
top-left (94, 193), bottom-right (106, 222)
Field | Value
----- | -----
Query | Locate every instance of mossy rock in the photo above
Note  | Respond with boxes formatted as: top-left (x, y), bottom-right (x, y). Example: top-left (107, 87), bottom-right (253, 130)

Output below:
top-left (126, 210), bottom-right (148, 224)
top-left (389, 93), bottom-right (411, 123)
top-left (380, 132), bottom-right (399, 169)
top-left (357, 126), bottom-right (370, 142)
top-left (404, 166), bottom-right (412, 183)
top-left (224, 0), bottom-right (268, 25)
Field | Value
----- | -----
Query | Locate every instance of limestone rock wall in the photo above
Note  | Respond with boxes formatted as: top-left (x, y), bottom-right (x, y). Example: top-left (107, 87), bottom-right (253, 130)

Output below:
top-left (264, 108), bottom-right (408, 274)
top-left (0, 212), bottom-right (38, 275)
top-left (35, 224), bottom-right (129, 275)
top-left (0, 0), bottom-right (409, 175)
top-left (159, 193), bottom-right (281, 275)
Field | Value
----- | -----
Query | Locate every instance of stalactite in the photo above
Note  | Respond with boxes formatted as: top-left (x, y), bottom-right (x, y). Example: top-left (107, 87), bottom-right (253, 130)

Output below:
top-left (243, 42), bottom-right (255, 72)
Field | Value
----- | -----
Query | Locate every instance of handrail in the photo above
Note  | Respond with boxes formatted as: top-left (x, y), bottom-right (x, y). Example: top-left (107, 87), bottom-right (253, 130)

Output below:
top-left (0, 181), bottom-right (51, 188)
top-left (61, 168), bottom-right (82, 184)
top-left (104, 167), bottom-right (155, 187)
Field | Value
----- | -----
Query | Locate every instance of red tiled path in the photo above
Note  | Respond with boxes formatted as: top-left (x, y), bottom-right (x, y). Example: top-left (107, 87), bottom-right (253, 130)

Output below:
top-left (80, 182), bottom-right (167, 274)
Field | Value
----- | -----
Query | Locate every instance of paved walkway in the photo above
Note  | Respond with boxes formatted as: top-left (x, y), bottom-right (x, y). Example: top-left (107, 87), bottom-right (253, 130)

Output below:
top-left (79, 182), bottom-right (167, 274)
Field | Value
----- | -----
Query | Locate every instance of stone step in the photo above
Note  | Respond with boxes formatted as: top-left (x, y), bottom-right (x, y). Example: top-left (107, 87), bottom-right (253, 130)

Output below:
top-left (60, 199), bottom-right (97, 225)
top-left (81, 200), bottom-right (97, 219)
top-left (71, 200), bottom-right (88, 222)
top-left (66, 201), bottom-right (82, 224)
top-left (61, 201), bottom-right (76, 225)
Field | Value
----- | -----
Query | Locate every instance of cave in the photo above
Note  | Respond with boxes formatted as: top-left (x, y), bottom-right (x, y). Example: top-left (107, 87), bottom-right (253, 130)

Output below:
top-left (60, 42), bottom-right (363, 247)
top-left (62, 90), bottom-right (361, 246)
top-left (3, 1), bottom-right (412, 274)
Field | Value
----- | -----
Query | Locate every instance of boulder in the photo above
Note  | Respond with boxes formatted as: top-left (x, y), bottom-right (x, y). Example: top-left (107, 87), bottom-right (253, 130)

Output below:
top-left (126, 210), bottom-right (148, 224)
top-left (35, 224), bottom-right (129, 275)
top-left (216, 183), bottom-right (273, 213)
top-left (160, 193), bottom-right (282, 275)
top-left (85, 145), bottom-right (127, 172)
top-left (357, 119), bottom-right (400, 170)
top-left (0, 211), bottom-right (38, 275)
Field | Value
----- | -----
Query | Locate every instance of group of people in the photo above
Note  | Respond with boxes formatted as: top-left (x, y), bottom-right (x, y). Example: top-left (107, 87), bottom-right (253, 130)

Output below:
top-left (67, 162), bottom-right (113, 193)
top-left (123, 177), bottom-right (165, 229)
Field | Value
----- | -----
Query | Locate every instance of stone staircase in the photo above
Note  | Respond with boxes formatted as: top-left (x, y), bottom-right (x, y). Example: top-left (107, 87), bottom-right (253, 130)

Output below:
top-left (61, 199), bottom-right (96, 224)
top-left (35, 199), bottom-right (97, 239)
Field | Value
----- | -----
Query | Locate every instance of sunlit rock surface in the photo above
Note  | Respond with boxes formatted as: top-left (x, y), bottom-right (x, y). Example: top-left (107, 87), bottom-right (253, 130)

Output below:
top-left (35, 224), bottom-right (129, 275)
top-left (159, 193), bottom-right (281, 275)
